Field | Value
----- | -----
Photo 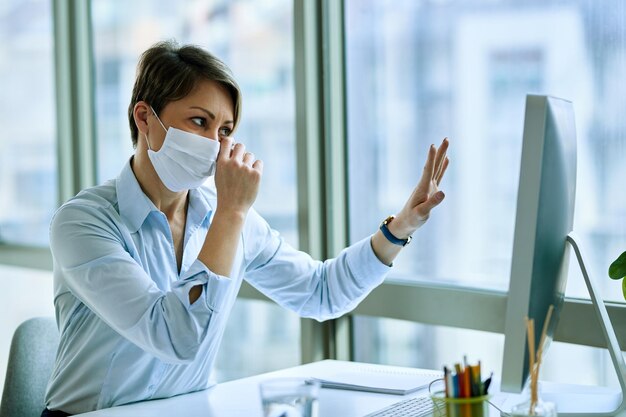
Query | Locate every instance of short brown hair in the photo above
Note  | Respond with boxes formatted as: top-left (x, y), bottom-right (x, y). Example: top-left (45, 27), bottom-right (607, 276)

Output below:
top-left (128, 40), bottom-right (241, 147)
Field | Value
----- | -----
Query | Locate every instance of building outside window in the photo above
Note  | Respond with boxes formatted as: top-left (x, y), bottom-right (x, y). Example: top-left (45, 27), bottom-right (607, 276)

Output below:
top-left (0, 0), bottom-right (57, 247)
top-left (346, 0), bottom-right (626, 388)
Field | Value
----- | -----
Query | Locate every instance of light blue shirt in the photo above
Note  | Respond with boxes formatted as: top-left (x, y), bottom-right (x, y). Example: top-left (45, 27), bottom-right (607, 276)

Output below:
top-left (45, 159), bottom-right (391, 414)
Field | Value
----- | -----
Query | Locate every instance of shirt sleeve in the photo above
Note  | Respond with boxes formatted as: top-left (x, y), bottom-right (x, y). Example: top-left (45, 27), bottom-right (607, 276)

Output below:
top-left (50, 202), bottom-right (231, 364)
top-left (242, 209), bottom-right (391, 322)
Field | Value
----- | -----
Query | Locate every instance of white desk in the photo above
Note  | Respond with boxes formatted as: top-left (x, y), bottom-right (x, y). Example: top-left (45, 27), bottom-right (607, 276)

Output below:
top-left (76, 360), bottom-right (518, 417)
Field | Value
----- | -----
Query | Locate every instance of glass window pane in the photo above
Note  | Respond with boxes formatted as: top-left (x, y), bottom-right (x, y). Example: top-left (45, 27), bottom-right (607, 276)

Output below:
top-left (353, 317), bottom-right (504, 377)
top-left (353, 316), bottom-right (619, 389)
top-left (348, 1), bottom-right (626, 395)
top-left (0, 0), bottom-right (57, 246)
top-left (91, 0), bottom-right (299, 380)
top-left (214, 299), bottom-right (300, 382)
top-left (345, 0), bottom-right (626, 301)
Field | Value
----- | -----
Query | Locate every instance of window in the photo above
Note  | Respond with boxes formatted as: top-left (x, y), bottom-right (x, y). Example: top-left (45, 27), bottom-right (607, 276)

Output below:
top-left (353, 315), bottom-right (619, 388)
top-left (0, 0), bottom-right (57, 247)
top-left (353, 316), bottom-right (504, 376)
top-left (3, 0), bottom-right (624, 395)
top-left (213, 299), bottom-right (300, 382)
top-left (91, 0), bottom-right (299, 380)
top-left (346, 0), bottom-right (626, 387)
top-left (346, 0), bottom-right (626, 296)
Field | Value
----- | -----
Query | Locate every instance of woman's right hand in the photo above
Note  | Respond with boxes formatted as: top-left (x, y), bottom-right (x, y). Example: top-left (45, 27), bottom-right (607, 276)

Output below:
top-left (214, 136), bottom-right (263, 217)
top-left (197, 136), bottom-right (262, 283)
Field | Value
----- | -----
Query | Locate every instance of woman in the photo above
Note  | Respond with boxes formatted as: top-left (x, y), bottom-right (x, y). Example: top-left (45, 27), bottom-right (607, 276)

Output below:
top-left (43, 40), bottom-right (449, 416)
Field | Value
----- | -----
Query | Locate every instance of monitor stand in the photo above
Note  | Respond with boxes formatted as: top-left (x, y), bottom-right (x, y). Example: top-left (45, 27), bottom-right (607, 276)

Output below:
top-left (553, 232), bottom-right (626, 417)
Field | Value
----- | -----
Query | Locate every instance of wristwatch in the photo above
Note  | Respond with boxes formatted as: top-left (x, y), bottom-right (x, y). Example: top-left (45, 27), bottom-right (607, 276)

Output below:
top-left (379, 215), bottom-right (412, 246)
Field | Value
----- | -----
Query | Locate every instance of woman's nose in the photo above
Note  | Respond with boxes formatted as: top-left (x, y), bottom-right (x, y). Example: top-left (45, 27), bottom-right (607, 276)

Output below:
top-left (207, 128), bottom-right (220, 140)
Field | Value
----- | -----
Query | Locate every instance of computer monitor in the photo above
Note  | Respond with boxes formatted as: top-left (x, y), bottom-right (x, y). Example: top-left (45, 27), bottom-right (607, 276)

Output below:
top-left (501, 94), bottom-right (577, 393)
top-left (500, 95), bottom-right (626, 416)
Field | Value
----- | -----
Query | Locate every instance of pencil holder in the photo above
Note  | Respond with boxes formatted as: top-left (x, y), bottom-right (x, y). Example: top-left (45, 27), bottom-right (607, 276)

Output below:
top-left (430, 391), bottom-right (490, 417)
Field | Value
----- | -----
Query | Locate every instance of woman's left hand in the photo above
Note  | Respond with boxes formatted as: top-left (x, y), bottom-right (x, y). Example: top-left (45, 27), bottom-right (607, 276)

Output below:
top-left (386, 138), bottom-right (450, 240)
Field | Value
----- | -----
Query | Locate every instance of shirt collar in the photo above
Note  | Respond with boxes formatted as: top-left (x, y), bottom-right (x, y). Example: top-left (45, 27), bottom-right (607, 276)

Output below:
top-left (116, 158), bottom-right (215, 233)
top-left (116, 158), bottom-right (159, 233)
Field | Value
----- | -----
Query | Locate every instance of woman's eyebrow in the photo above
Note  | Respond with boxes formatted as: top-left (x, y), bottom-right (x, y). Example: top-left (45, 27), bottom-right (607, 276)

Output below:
top-left (189, 106), bottom-right (234, 125)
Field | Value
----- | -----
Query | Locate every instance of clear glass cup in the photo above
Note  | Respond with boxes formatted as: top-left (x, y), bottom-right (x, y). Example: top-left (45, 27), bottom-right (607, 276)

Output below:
top-left (259, 378), bottom-right (320, 417)
top-left (510, 398), bottom-right (557, 417)
top-left (509, 383), bottom-right (557, 417)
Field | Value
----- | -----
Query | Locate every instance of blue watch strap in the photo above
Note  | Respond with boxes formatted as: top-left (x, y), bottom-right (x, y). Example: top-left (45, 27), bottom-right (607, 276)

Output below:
top-left (380, 216), bottom-right (412, 246)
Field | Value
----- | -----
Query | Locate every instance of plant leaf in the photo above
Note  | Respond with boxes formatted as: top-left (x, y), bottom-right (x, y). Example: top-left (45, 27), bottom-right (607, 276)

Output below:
top-left (609, 251), bottom-right (626, 280)
top-left (622, 278), bottom-right (626, 301)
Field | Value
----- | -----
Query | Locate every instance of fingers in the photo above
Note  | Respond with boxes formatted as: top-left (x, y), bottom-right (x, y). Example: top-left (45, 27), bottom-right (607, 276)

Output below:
top-left (243, 152), bottom-right (255, 166)
top-left (218, 138), bottom-right (251, 162)
top-left (218, 136), bottom-right (234, 161)
top-left (436, 156), bottom-right (449, 185)
top-left (420, 138), bottom-right (449, 189)
top-left (252, 159), bottom-right (264, 174)
top-left (416, 191), bottom-right (446, 218)
top-left (217, 137), bottom-right (262, 173)
top-left (231, 143), bottom-right (246, 161)
top-left (421, 144), bottom-right (437, 183)
top-left (433, 138), bottom-right (449, 180)
top-left (403, 139), bottom-right (450, 229)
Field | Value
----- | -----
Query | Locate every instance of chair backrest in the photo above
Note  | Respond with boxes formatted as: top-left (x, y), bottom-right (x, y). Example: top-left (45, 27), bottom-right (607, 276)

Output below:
top-left (0, 317), bottom-right (59, 417)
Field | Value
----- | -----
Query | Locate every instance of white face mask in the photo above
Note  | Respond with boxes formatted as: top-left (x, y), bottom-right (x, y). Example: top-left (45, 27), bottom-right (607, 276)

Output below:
top-left (145, 106), bottom-right (220, 192)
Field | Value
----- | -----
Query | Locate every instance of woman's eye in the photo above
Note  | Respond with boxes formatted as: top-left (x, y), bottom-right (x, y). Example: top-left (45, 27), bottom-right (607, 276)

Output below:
top-left (219, 127), bottom-right (232, 137)
top-left (191, 117), bottom-right (206, 127)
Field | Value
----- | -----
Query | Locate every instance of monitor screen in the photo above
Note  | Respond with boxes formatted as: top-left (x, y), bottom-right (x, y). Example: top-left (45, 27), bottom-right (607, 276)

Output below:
top-left (500, 94), bottom-right (577, 393)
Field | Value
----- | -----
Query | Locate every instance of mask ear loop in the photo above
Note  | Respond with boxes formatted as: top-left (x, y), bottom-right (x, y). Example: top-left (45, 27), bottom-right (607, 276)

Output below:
top-left (144, 133), bottom-right (153, 151)
top-left (145, 105), bottom-right (168, 151)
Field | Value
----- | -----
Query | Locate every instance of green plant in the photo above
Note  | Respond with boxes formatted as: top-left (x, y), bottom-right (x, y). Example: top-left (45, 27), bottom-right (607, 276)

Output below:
top-left (609, 251), bottom-right (626, 299)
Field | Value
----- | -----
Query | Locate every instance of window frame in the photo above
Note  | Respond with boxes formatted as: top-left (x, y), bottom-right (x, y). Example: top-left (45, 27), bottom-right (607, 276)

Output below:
top-left (1, 0), bottom-right (625, 368)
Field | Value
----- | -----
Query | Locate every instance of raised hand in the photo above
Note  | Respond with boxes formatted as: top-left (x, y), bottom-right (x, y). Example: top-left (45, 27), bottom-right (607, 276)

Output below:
top-left (214, 136), bottom-right (263, 217)
top-left (388, 138), bottom-right (450, 239)
top-left (387, 138), bottom-right (450, 240)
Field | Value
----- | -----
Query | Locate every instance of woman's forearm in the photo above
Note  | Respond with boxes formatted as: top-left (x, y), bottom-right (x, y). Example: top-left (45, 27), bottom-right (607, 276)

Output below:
top-left (190, 209), bottom-right (246, 303)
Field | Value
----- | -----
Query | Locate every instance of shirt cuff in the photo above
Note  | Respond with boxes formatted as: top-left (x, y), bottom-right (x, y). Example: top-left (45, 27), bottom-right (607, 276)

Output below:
top-left (174, 259), bottom-right (232, 312)
top-left (346, 235), bottom-right (392, 288)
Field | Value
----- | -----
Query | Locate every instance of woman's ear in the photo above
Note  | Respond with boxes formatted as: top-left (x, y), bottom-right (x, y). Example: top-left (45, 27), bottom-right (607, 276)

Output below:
top-left (133, 101), bottom-right (151, 137)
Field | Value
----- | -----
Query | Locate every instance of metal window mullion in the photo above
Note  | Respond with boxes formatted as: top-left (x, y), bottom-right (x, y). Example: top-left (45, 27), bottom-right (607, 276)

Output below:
top-left (53, 0), bottom-right (96, 205)
top-left (320, 0), bottom-right (352, 362)
top-left (294, 0), bottom-right (351, 364)
top-left (238, 274), bottom-right (626, 351)
top-left (0, 246), bottom-right (53, 270)
top-left (72, 0), bottom-right (96, 191)
top-left (353, 280), bottom-right (626, 350)
top-left (53, 0), bottom-right (75, 204)
top-left (294, 1), bottom-right (325, 260)
top-left (322, 0), bottom-right (348, 256)
top-left (294, 0), bottom-right (329, 364)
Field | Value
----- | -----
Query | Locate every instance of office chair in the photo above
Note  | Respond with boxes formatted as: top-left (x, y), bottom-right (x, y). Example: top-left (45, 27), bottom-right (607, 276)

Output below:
top-left (0, 317), bottom-right (59, 417)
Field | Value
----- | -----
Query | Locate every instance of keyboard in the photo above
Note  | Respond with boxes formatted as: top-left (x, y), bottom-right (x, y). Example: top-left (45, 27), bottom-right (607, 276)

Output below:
top-left (364, 396), bottom-right (435, 417)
